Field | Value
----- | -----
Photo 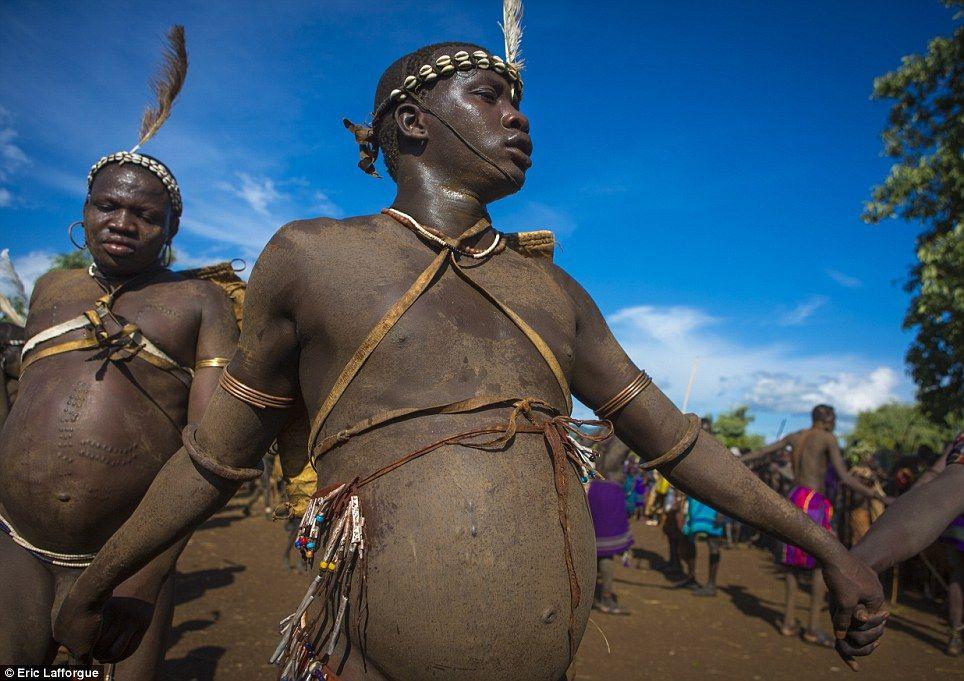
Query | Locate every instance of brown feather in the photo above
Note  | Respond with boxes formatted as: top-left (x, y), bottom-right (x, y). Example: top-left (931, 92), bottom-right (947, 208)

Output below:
top-left (136, 25), bottom-right (188, 150)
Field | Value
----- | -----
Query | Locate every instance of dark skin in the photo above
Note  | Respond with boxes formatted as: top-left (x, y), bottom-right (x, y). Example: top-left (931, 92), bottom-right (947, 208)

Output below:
top-left (742, 413), bottom-right (890, 502)
top-left (743, 413), bottom-right (891, 651)
top-left (55, 49), bottom-right (885, 679)
top-left (0, 164), bottom-right (238, 676)
top-left (842, 446), bottom-right (964, 659)
top-left (0, 322), bottom-right (26, 428)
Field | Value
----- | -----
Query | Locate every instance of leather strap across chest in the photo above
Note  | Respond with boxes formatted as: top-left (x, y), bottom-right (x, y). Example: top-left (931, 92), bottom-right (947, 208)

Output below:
top-left (306, 217), bottom-right (572, 454)
top-left (20, 273), bottom-right (193, 387)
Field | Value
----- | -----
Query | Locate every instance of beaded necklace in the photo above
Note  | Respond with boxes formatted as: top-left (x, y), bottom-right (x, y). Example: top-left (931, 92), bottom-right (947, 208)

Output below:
top-left (382, 208), bottom-right (502, 259)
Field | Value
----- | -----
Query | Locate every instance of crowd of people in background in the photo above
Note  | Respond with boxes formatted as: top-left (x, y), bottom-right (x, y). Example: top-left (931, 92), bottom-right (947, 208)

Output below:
top-left (591, 410), bottom-right (963, 657)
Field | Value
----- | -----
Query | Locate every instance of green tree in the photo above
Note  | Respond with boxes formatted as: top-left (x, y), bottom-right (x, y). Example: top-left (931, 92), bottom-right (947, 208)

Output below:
top-left (846, 403), bottom-right (960, 462)
top-left (863, 1), bottom-right (964, 422)
top-left (706, 406), bottom-right (765, 451)
top-left (50, 251), bottom-right (93, 271)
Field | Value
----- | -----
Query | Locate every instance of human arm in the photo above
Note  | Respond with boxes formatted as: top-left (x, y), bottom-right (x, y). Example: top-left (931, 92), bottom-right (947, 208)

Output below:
top-left (53, 229), bottom-right (303, 659)
top-left (187, 281), bottom-right (241, 422)
top-left (826, 436), bottom-right (891, 503)
top-left (740, 435), bottom-right (793, 464)
top-left (852, 462), bottom-right (964, 573)
top-left (0, 345), bottom-right (13, 427)
top-left (558, 269), bottom-right (885, 649)
top-left (912, 444), bottom-right (949, 489)
top-left (830, 461), bottom-right (964, 662)
top-left (113, 284), bottom-right (241, 594)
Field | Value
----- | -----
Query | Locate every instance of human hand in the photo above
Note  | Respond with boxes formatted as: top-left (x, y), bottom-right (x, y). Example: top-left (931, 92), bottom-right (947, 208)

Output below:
top-left (52, 584), bottom-right (105, 660)
top-left (54, 587), bottom-right (154, 663)
top-left (822, 551), bottom-right (889, 670)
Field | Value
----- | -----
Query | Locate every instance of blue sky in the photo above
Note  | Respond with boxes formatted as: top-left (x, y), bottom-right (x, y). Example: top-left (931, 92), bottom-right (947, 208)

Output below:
top-left (0, 1), bottom-right (954, 439)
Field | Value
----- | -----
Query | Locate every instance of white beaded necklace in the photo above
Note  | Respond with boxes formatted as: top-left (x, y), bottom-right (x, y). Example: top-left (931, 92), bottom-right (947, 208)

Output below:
top-left (384, 208), bottom-right (502, 259)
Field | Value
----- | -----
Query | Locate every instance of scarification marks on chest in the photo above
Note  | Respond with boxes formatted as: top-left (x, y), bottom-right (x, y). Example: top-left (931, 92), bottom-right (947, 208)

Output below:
top-left (140, 301), bottom-right (182, 320)
top-left (78, 438), bottom-right (137, 466)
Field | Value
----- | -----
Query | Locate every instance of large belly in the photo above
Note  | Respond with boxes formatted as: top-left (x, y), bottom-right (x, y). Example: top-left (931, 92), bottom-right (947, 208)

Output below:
top-left (316, 416), bottom-right (596, 681)
top-left (0, 355), bottom-right (187, 553)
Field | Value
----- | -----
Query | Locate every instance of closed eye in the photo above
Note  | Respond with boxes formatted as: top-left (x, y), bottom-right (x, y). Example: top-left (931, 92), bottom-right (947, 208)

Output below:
top-left (474, 87), bottom-right (498, 103)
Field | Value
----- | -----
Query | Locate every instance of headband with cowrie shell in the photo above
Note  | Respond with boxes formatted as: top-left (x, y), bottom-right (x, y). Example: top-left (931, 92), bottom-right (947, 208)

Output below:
top-left (344, 49), bottom-right (524, 178)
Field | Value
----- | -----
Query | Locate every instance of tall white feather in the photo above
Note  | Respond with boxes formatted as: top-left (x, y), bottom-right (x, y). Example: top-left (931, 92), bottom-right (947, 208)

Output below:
top-left (501, 0), bottom-right (524, 69)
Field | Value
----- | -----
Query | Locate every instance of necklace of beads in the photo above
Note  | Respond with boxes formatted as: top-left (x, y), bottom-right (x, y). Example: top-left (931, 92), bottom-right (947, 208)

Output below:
top-left (383, 208), bottom-right (502, 259)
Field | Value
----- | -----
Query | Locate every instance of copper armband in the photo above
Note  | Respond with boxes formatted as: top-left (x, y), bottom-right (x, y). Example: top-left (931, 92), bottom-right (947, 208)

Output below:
top-left (594, 371), bottom-right (653, 420)
top-left (640, 413), bottom-right (701, 470)
top-left (182, 423), bottom-right (264, 482)
top-left (219, 369), bottom-right (295, 409)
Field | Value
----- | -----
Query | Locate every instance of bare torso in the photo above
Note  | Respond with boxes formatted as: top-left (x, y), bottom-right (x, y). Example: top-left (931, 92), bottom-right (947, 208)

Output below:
top-left (0, 268), bottom-right (225, 553)
top-left (787, 428), bottom-right (835, 494)
top-left (282, 214), bottom-right (593, 679)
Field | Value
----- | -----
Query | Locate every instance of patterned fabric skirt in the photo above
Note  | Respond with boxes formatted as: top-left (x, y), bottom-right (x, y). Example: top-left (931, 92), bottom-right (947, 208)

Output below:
top-left (781, 485), bottom-right (833, 570)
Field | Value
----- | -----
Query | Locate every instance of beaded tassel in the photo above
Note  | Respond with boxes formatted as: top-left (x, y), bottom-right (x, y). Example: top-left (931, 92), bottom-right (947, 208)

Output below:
top-left (272, 489), bottom-right (366, 681)
top-left (568, 432), bottom-right (601, 489)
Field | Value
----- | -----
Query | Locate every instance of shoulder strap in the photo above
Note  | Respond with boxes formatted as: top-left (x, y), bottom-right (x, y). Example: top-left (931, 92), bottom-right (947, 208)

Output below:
top-left (306, 247), bottom-right (451, 451)
top-left (306, 220), bottom-right (572, 453)
top-left (21, 315), bottom-right (90, 358)
top-left (20, 299), bottom-right (193, 386)
top-left (449, 260), bottom-right (572, 413)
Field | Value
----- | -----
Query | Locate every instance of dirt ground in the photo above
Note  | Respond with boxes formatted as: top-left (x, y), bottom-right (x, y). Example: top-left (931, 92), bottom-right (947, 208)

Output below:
top-left (161, 498), bottom-right (960, 680)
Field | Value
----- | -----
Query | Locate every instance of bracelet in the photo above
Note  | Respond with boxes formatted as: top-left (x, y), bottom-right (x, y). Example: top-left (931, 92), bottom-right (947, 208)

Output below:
top-left (195, 357), bottom-right (232, 370)
top-left (182, 424), bottom-right (264, 482)
top-left (219, 369), bottom-right (295, 409)
top-left (640, 413), bottom-right (701, 470)
top-left (594, 371), bottom-right (652, 420)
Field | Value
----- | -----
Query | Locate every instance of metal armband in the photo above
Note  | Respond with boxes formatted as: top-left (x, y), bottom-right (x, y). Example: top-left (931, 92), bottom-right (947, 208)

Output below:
top-left (219, 368), bottom-right (296, 409)
top-left (640, 413), bottom-right (701, 471)
top-left (195, 357), bottom-right (231, 370)
top-left (182, 423), bottom-right (264, 482)
top-left (594, 371), bottom-right (653, 420)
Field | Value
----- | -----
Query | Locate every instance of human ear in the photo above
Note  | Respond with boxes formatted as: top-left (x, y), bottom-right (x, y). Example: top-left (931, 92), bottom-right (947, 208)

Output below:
top-left (394, 102), bottom-right (429, 143)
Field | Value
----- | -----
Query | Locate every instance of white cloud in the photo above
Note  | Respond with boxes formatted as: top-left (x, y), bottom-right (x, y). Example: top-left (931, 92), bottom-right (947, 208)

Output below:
top-left (181, 173), bottom-right (345, 258)
top-left (743, 367), bottom-right (900, 415)
top-left (217, 173), bottom-right (284, 216)
top-left (609, 305), bottom-right (716, 346)
top-left (779, 295), bottom-right (828, 326)
top-left (827, 269), bottom-right (863, 288)
top-left (607, 304), bottom-right (907, 417)
top-left (0, 107), bottom-right (29, 207)
top-left (11, 250), bottom-right (54, 297)
top-left (496, 201), bottom-right (577, 237)
top-left (312, 190), bottom-right (343, 217)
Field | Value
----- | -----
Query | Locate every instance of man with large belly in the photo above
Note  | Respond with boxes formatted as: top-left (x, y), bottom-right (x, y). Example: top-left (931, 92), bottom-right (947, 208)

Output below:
top-left (0, 26), bottom-right (240, 677)
top-left (55, 24), bottom-right (888, 681)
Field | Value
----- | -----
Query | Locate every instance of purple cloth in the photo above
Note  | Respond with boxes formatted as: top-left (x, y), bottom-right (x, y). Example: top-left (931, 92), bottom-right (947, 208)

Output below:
top-left (941, 515), bottom-right (964, 552)
top-left (588, 480), bottom-right (634, 557)
top-left (634, 476), bottom-right (648, 508)
top-left (781, 485), bottom-right (833, 570)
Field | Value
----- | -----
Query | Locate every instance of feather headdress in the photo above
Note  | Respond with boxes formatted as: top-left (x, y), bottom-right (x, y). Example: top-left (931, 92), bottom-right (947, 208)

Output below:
top-left (132, 25), bottom-right (188, 153)
top-left (500, 0), bottom-right (524, 70)
top-left (87, 25), bottom-right (187, 215)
